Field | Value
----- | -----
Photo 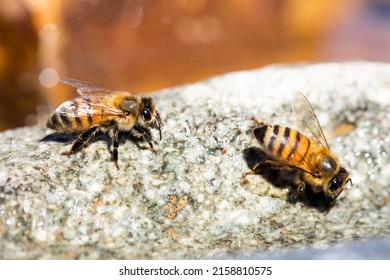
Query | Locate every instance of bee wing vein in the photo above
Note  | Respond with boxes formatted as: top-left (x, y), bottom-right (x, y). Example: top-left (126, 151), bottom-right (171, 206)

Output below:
top-left (291, 92), bottom-right (330, 150)
top-left (56, 98), bottom-right (124, 117)
top-left (61, 78), bottom-right (116, 98)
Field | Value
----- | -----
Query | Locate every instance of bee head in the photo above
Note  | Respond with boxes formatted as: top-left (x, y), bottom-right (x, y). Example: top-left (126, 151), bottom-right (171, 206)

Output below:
top-left (325, 167), bottom-right (351, 199)
top-left (140, 97), bottom-right (163, 140)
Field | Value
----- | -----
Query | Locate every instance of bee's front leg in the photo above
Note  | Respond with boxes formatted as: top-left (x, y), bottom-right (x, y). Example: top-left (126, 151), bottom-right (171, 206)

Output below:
top-left (62, 125), bottom-right (101, 156)
top-left (109, 124), bottom-right (120, 170)
top-left (133, 125), bottom-right (157, 154)
top-left (292, 172), bottom-right (307, 195)
top-left (289, 175), bottom-right (308, 206)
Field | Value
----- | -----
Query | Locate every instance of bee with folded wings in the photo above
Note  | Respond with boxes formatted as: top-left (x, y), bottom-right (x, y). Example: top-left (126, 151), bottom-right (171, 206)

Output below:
top-left (246, 92), bottom-right (352, 206)
top-left (46, 79), bottom-right (163, 170)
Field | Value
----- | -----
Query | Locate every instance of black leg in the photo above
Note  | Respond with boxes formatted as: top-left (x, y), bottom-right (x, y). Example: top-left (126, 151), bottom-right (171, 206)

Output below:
top-left (296, 181), bottom-right (306, 194)
top-left (133, 125), bottom-right (157, 154)
top-left (110, 125), bottom-right (120, 170)
top-left (62, 125), bottom-right (101, 156)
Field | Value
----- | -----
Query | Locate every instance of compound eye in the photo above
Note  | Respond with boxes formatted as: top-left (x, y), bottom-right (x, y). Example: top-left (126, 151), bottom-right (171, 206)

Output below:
top-left (329, 176), bottom-right (342, 192)
top-left (141, 108), bottom-right (152, 121)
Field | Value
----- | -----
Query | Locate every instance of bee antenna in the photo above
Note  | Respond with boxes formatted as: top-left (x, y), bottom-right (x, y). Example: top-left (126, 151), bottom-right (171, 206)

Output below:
top-left (346, 178), bottom-right (353, 186)
top-left (155, 111), bottom-right (163, 140)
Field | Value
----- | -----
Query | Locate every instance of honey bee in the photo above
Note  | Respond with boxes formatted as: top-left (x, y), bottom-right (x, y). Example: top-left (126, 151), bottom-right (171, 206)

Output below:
top-left (247, 92), bottom-right (352, 205)
top-left (46, 79), bottom-right (163, 169)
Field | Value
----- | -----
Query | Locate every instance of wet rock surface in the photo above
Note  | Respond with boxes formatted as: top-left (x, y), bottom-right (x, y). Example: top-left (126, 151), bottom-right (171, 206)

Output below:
top-left (0, 62), bottom-right (389, 259)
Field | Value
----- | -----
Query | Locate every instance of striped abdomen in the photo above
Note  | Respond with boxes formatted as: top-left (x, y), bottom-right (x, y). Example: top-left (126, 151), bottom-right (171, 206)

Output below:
top-left (46, 99), bottom-right (110, 132)
top-left (253, 124), bottom-right (312, 165)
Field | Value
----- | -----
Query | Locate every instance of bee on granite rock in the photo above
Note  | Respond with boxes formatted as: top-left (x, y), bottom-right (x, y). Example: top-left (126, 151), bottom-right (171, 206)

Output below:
top-left (46, 79), bottom-right (163, 170)
top-left (245, 92), bottom-right (352, 206)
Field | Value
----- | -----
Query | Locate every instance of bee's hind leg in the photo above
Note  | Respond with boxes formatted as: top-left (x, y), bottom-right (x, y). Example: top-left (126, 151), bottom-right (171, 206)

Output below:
top-left (62, 125), bottom-right (101, 156)
top-left (133, 125), bottom-right (157, 154)
top-left (252, 117), bottom-right (267, 127)
top-left (243, 162), bottom-right (263, 177)
top-left (243, 159), bottom-right (286, 177)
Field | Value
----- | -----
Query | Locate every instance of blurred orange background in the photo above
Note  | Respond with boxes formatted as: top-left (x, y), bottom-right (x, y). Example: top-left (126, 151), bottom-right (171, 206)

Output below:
top-left (0, 0), bottom-right (389, 131)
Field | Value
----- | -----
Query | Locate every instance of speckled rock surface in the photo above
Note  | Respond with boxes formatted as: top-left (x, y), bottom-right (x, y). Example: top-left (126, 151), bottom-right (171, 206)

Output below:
top-left (1, 62), bottom-right (389, 259)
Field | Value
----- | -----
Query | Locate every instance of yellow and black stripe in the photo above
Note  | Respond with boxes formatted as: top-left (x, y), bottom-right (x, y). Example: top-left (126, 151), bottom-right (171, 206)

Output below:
top-left (46, 113), bottom-right (62, 130)
top-left (253, 124), bottom-right (312, 164)
top-left (46, 98), bottom-right (104, 131)
top-left (47, 112), bottom-right (73, 131)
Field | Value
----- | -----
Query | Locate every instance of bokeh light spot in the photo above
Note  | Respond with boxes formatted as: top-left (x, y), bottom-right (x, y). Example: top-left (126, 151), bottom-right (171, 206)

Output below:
top-left (39, 68), bottom-right (59, 88)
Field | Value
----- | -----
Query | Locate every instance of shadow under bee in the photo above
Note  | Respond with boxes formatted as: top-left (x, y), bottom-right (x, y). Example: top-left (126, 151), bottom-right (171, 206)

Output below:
top-left (40, 129), bottom-right (153, 152)
top-left (243, 147), bottom-right (339, 212)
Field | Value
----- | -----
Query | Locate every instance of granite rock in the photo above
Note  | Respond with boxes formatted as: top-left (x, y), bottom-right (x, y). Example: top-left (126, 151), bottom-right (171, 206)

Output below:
top-left (0, 62), bottom-right (389, 259)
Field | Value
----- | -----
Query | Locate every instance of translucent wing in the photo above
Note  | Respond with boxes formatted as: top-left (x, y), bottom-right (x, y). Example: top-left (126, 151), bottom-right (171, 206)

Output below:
top-left (291, 92), bottom-right (329, 149)
top-left (55, 97), bottom-right (125, 117)
top-left (60, 79), bottom-right (125, 116)
top-left (61, 78), bottom-right (116, 98)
